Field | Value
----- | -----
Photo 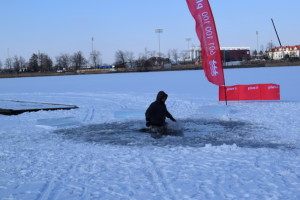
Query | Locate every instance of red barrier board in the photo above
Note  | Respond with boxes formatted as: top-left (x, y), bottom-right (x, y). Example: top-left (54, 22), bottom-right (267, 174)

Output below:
top-left (219, 84), bottom-right (280, 101)
top-left (260, 84), bottom-right (280, 100)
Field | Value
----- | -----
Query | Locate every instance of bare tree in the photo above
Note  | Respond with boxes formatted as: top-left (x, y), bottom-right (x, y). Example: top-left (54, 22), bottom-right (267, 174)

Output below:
top-left (266, 42), bottom-right (275, 60)
top-left (149, 50), bottom-right (156, 58)
top-left (28, 54), bottom-right (39, 72)
top-left (5, 58), bottom-right (13, 71)
top-left (260, 45), bottom-right (264, 52)
top-left (27, 53), bottom-right (52, 72)
top-left (167, 50), bottom-right (171, 60)
top-left (126, 51), bottom-right (135, 67)
top-left (39, 53), bottom-right (53, 72)
top-left (114, 50), bottom-right (127, 68)
top-left (90, 50), bottom-right (102, 67)
top-left (252, 50), bottom-right (258, 58)
top-left (136, 54), bottom-right (147, 70)
top-left (72, 51), bottom-right (87, 70)
top-left (13, 56), bottom-right (27, 72)
top-left (144, 48), bottom-right (149, 60)
top-left (56, 53), bottom-right (71, 71)
top-left (19, 57), bottom-right (27, 71)
top-left (171, 49), bottom-right (179, 64)
top-left (180, 50), bottom-right (189, 64)
top-left (0, 60), bottom-right (2, 69)
top-left (13, 56), bottom-right (20, 72)
top-left (158, 52), bottom-right (165, 59)
top-left (266, 42), bottom-right (275, 51)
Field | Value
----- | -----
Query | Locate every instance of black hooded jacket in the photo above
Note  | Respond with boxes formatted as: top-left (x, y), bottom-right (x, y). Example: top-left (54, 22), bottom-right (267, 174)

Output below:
top-left (145, 91), bottom-right (176, 126)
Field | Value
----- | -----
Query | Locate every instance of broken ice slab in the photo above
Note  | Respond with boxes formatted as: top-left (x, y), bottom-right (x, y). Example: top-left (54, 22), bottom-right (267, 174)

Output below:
top-left (0, 100), bottom-right (78, 115)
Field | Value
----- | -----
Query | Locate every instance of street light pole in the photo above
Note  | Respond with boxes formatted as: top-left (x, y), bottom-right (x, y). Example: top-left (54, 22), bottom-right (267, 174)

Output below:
top-left (92, 37), bottom-right (94, 52)
top-left (155, 29), bottom-right (163, 57)
top-left (256, 31), bottom-right (259, 51)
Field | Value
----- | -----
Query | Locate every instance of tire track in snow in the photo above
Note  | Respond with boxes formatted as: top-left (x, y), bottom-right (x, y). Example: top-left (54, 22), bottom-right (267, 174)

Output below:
top-left (140, 154), bottom-right (178, 200)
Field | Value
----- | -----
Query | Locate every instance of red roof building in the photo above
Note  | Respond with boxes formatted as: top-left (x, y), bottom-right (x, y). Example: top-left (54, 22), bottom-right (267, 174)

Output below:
top-left (267, 45), bottom-right (300, 60)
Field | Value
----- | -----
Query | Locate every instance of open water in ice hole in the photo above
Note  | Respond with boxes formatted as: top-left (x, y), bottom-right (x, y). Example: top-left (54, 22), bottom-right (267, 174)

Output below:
top-left (54, 119), bottom-right (296, 149)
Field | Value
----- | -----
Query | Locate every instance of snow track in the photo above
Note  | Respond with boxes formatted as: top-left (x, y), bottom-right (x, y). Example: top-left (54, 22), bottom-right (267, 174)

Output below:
top-left (139, 152), bottom-right (178, 200)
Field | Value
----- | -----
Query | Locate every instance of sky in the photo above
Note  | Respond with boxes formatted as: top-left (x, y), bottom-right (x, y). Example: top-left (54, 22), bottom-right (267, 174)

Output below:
top-left (1, 0), bottom-right (299, 65)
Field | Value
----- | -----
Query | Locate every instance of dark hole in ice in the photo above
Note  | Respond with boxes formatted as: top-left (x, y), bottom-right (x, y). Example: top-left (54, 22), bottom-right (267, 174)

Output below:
top-left (54, 119), bottom-right (296, 149)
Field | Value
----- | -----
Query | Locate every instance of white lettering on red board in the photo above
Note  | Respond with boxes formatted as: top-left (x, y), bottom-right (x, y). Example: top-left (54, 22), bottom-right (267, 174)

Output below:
top-left (268, 85), bottom-right (279, 90)
top-left (227, 87), bottom-right (237, 91)
top-left (248, 86), bottom-right (259, 90)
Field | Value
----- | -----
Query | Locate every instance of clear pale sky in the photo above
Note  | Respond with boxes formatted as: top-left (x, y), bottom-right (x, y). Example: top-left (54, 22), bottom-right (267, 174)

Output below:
top-left (1, 0), bottom-right (299, 65)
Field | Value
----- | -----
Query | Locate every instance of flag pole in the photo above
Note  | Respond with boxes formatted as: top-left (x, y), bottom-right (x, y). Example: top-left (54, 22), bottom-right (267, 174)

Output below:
top-left (223, 79), bottom-right (228, 105)
top-left (221, 56), bottom-right (228, 105)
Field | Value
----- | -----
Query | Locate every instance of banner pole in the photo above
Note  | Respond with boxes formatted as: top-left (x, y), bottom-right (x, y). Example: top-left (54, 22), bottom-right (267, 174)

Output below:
top-left (222, 57), bottom-right (227, 105)
top-left (224, 85), bottom-right (228, 105)
top-left (220, 46), bottom-right (227, 105)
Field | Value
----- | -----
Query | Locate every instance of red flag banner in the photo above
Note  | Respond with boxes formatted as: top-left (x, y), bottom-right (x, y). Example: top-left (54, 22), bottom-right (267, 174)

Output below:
top-left (186, 0), bottom-right (225, 85)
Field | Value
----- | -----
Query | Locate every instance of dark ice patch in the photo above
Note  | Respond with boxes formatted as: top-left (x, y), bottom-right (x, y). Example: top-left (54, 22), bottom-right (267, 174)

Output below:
top-left (54, 119), bottom-right (296, 149)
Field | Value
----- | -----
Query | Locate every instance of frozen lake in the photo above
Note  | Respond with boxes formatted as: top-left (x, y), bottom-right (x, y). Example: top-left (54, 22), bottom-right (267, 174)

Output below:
top-left (0, 66), bottom-right (300, 199)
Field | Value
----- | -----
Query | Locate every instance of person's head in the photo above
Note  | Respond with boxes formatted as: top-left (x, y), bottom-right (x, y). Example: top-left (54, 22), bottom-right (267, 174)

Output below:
top-left (156, 91), bottom-right (168, 103)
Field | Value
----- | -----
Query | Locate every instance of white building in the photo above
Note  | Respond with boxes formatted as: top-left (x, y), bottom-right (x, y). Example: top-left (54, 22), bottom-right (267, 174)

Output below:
top-left (267, 45), bottom-right (300, 60)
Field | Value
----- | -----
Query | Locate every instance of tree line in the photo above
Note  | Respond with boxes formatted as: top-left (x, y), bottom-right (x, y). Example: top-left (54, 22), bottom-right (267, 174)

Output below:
top-left (0, 48), bottom-right (189, 74)
top-left (114, 48), bottom-right (189, 68)
top-left (0, 50), bottom-right (102, 73)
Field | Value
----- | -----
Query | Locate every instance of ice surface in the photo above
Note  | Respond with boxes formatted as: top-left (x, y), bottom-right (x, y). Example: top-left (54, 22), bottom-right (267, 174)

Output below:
top-left (0, 67), bottom-right (300, 199)
top-left (36, 117), bottom-right (82, 128)
top-left (114, 109), bottom-right (145, 119)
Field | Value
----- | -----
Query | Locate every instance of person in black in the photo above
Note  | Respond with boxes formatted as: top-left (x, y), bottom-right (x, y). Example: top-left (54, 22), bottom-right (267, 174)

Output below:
top-left (145, 91), bottom-right (176, 135)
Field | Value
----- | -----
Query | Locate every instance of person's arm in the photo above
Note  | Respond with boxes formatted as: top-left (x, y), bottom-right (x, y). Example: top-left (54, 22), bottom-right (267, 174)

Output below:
top-left (165, 107), bottom-right (176, 122)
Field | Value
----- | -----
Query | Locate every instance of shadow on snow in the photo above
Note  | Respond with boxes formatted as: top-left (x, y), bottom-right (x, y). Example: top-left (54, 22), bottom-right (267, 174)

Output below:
top-left (54, 119), bottom-right (296, 149)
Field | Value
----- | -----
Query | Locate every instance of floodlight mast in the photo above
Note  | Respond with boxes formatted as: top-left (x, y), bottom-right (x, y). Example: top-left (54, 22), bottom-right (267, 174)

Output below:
top-left (155, 29), bottom-right (163, 57)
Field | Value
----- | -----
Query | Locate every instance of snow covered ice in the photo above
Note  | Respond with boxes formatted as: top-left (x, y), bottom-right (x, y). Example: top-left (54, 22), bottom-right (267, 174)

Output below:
top-left (0, 66), bottom-right (300, 199)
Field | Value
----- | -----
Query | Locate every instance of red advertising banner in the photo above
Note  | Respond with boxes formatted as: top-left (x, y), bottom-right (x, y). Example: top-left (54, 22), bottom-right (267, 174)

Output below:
top-left (219, 84), bottom-right (280, 101)
top-left (186, 0), bottom-right (225, 86)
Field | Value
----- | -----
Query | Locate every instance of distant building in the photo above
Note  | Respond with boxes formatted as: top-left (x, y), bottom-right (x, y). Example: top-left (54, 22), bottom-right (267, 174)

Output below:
top-left (189, 47), bottom-right (251, 62)
top-left (267, 45), bottom-right (300, 60)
